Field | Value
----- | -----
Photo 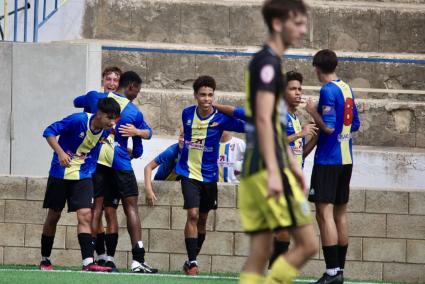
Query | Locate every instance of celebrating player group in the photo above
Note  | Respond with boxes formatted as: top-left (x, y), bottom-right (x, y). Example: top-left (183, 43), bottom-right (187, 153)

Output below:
top-left (39, 0), bottom-right (359, 283)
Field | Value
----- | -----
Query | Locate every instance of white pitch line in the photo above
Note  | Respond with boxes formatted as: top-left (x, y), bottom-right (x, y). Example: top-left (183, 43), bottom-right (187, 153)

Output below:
top-left (0, 268), bottom-right (396, 284)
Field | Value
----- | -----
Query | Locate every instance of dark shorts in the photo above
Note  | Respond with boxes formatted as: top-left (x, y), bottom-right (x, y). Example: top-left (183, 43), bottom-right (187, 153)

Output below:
top-left (308, 164), bottom-right (353, 204)
top-left (181, 177), bottom-right (218, 213)
top-left (43, 177), bottom-right (94, 212)
top-left (93, 164), bottom-right (139, 209)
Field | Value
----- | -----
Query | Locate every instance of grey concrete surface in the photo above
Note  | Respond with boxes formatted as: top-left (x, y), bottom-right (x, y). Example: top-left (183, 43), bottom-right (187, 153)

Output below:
top-left (0, 43), bottom-right (12, 175)
top-left (82, 0), bottom-right (425, 53)
top-left (9, 42), bottom-right (100, 176)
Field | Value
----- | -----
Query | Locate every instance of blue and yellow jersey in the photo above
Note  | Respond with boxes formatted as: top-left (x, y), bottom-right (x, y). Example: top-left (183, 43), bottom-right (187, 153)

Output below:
top-left (287, 113), bottom-right (305, 169)
top-left (176, 106), bottom-right (245, 183)
top-left (153, 143), bottom-right (180, 181)
top-left (74, 91), bottom-right (152, 171)
top-left (43, 112), bottom-right (108, 180)
top-left (315, 80), bottom-right (360, 165)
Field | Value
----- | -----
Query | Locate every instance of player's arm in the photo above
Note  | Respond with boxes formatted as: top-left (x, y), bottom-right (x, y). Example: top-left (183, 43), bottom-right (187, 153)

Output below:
top-left (43, 114), bottom-right (78, 167)
top-left (256, 91), bottom-right (283, 200)
top-left (73, 90), bottom-right (97, 108)
top-left (287, 123), bottom-right (318, 143)
top-left (352, 98), bottom-right (361, 132)
top-left (215, 104), bottom-right (246, 121)
top-left (286, 145), bottom-right (308, 195)
top-left (119, 112), bottom-right (153, 139)
top-left (144, 159), bottom-right (159, 207)
top-left (305, 91), bottom-right (335, 134)
top-left (303, 134), bottom-right (319, 159)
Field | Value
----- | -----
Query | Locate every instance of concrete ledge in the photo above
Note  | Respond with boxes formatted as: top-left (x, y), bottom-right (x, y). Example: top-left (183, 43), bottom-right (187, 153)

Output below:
top-left (0, 176), bottom-right (424, 281)
top-left (83, 0), bottom-right (425, 53)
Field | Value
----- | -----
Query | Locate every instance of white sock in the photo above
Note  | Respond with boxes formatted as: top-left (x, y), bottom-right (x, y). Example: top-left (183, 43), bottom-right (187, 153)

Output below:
top-left (41, 256), bottom-right (50, 262)
top-left (97, 254), bottom-right (107, 261)
top-left (131, 260), bottom-right (141, 269)
top-left (189, 260), bottom-right (198, 265)
top-left (83, 257), bottom-right (94, 267)
top-left (137, 241), bottom-right (144, 248)
top-left (326, 268), bottom-right (340, 276)
top-left (106, 255), bottom-right (115, 263)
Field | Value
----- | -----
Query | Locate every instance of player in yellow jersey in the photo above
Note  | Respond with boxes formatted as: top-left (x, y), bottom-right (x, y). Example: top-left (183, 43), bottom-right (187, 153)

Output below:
top-left (238, 1), bottom-right (318, 284)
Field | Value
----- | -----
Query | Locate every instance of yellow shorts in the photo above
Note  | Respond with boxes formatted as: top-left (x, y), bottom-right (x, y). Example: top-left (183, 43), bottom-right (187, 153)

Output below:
top-left (238, 168), bottom-right (312, 233)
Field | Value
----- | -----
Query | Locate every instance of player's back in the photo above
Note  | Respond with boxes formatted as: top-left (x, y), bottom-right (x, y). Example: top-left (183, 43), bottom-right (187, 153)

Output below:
top-left (315, 79), bottom-right (360, 165)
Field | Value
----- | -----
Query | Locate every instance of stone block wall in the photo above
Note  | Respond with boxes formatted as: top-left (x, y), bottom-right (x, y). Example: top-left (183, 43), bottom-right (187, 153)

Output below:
top-left (0, 176), bottom-right (424, 282)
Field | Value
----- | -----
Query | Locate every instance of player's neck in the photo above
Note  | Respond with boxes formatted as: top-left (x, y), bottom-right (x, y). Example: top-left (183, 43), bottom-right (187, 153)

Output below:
top-left (90, 118), bottom-right (103, 132)
top-left (266, 36), bottom-right (286, 58)
top-left (321, 73), bottom-right (338, 84)
top-left (288, 106), bottom-right (297, 115)
top-left (197, 106), bottom-right (214, 118)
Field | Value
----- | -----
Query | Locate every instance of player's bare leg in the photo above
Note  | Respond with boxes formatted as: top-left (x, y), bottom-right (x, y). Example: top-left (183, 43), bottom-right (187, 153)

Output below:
top-left (123, 195), bottom-right (157, 273)
top-left (40, 209), bottom-right (61, 270)
top-left (334, 204), bottom-right (349, 274)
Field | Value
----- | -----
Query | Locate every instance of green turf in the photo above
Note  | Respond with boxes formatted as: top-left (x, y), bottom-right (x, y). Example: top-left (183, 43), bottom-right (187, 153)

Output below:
top-left (0, 265), bottom-right (409, 284)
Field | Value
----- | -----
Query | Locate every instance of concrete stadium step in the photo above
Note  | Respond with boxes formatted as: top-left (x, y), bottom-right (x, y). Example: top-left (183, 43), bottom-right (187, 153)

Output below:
top-left (134, 88), bottom-right (425, 149)
top-left (82, 0), bottom-right (425, 53)
top-left (133, 135), bottom-right (425, 190)
top-left (93, 40), bottom-right (425, 97)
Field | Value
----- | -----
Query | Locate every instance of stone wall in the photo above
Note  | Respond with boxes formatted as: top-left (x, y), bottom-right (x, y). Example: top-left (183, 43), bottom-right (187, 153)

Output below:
top-left (0, 175), bottom-right (424, 282)
top-left (134, 89), bottom-right (425, 148)
top-left (83, 0), bottom-right (425, 53)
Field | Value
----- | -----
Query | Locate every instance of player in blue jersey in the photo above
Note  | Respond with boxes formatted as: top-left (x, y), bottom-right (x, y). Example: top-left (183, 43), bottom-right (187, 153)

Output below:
top-left (176, 76), bottom-right (245, 275)
top-left (73, 71), bottom-right (157, 273)
top-left (143, 130), bottom-right (184, 206)
top-left (269, 71), bottom-right (318, 267)
top-left (306, 49), bottom-right (360, 284)
top-left (40, 98), bottom-right (120, 272)
top-left (75, 66), bottom-right (122, 267)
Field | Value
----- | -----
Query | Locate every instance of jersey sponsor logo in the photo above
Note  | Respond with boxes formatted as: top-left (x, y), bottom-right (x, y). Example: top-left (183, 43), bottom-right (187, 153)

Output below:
top-left (66, 150), bottom-right (91, 161)
top-left (186, 139), bottom-right (214, 153)
top-left (260, 64), bottom-right (275, 84)
top-left (338, 133), bottom-right (352, 142)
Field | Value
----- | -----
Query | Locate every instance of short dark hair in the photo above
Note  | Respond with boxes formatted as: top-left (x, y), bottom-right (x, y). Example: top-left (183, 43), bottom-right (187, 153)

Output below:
top-left (285, 71), bottom-right (303, 84)
top-left (97, 97), bottom-right (121, 117)
top-left (102, 66), bottom-right (122, 78)
top-left (312, 49), bottom-right (338, 74)
top-left (193, 75), bottom-right (216, 93)
top-left (262, 0), bottom-right (308, 33)
top-left (119, 71), bottom-right (142, 89)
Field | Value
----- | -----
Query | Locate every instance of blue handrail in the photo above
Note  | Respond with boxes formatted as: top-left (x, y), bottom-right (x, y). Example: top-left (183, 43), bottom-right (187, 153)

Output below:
top-left (0, 0), bottom-right (61, 42)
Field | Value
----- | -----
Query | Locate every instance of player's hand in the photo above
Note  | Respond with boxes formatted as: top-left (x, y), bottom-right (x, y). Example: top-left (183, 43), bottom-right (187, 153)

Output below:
top-left (58, 151), bottom-right (71, 167)
top-left (267, 170), bottom-right (283, 202)
top-left (301, 123), bottom-right (318, 137)
top-left (145, 188), bottom-right (157, 207)
top-left (305, 98), bottom-right (317, 115)
top-left (119, 124), bottom-right (139, 137)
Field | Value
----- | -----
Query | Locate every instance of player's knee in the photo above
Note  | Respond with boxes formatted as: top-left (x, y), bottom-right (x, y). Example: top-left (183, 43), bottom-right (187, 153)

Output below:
top-left (187, 211), bottom-right (199, 224)
top-left (77, 209), bottom-right (92, 225)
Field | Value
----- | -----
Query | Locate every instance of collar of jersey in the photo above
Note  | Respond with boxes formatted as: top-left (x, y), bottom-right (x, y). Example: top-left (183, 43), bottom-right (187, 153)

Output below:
top-left (195, 106), bottom-right (217, 121)
top-left (88, 114), bottom-right (103, 135)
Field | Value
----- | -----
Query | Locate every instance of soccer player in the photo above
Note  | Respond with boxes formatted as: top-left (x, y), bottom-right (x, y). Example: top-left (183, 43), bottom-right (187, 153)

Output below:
top-left (39, 98), bottom-right (120, 272)
top-left (269, 71), bottom-right (318, 267)
top-left (73, 71), bottom-right (157, 273)
top-left (143, 130), bottom-right (184, 206)
top-left (218, 131), bottom-right (246, 183)
top-left (238, 1), bottom-right (318, 284)
top-left (176, 75), bottom-right (245, 275)
top-left (306, 49), bottom-right (360, 284)
top-left (89, 66), bottom-right (122, 266)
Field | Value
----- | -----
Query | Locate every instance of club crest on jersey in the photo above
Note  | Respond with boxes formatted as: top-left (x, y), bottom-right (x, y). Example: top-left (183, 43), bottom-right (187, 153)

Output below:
top-left (260, 64), bottom-right (275, 84)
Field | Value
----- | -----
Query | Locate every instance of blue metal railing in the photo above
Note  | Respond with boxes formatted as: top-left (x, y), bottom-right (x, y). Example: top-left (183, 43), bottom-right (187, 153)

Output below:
top-left (1, 0), bottom-right (63, 42)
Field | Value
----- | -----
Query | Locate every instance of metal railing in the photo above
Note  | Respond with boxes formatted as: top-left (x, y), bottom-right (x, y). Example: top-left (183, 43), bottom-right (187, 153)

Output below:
top-left (1, 0), bottom-right (64, 42)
